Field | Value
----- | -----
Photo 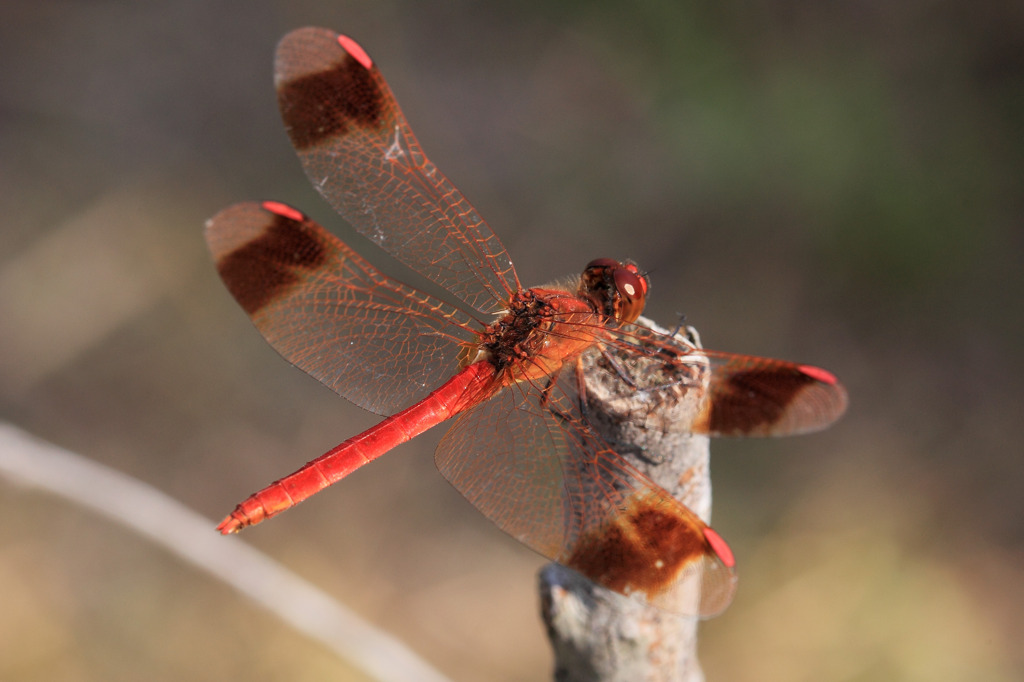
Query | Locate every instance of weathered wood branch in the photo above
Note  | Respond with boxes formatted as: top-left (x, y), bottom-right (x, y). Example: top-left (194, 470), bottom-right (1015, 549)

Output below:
top-left (539, 318), bottom-right (712, 682)
top-left (0, 423), bottom-right (453, 682)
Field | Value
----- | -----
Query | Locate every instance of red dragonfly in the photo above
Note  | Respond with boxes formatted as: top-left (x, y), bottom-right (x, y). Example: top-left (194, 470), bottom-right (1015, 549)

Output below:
top-left (206, 28), bottom-right (847, 616)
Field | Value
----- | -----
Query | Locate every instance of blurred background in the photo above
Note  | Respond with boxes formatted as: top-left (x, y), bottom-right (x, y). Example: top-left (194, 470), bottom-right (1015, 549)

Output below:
top-left (1, 1), bottom-right (1021, 680)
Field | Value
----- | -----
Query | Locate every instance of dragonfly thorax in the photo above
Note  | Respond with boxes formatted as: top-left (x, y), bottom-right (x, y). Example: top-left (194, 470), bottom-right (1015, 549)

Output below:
top-left (459, 287), bottom-right (602, 381)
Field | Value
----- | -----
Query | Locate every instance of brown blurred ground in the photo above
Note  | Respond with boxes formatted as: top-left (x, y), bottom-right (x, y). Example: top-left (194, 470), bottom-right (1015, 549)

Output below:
top-left (1, 2), bottom-right (1021, 681)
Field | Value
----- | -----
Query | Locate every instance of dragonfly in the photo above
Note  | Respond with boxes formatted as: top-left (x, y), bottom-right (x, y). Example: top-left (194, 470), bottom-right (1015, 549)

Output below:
top-left (206, 27), bottom-right (847, 617)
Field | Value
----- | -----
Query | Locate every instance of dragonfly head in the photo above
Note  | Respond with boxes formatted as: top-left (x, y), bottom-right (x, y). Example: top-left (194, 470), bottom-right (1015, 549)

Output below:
top-left (579, 258), bottom-right (649, 325)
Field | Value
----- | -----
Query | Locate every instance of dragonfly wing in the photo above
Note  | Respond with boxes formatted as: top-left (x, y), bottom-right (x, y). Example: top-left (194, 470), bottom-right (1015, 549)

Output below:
top-left (434, 367), bottom-right (736, 616)
top-left (205, 201), bottom-right (477, 416)
top-left (697, 351), bottom-right (849, 437)
top-left (273, 27), bottom-right (519, 316)
top-left (604, 323), bottom-right (847, 437)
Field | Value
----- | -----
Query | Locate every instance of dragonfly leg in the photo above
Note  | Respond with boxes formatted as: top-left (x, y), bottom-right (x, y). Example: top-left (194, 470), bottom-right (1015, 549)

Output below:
top-left (597, 345), bottom-right (638, 388)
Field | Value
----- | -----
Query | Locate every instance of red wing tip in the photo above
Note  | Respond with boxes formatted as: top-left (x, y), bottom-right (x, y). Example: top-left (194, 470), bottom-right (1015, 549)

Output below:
top-left (798, 364), bottom-right (839, 385)
top-left (260, 200), bottom-right (306, 223)
top-left (337, 34), bottom-right (373, 70)
top-left (703, 527), bottom-right (735, 568)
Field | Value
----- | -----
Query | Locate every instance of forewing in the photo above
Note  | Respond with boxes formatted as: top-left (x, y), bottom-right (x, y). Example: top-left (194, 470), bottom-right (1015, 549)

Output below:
top-left (434, 368), bottom-right (737, 616)
top-left (605, 322), bottom-right (847, 438)
top-left (205, 201), bottom-right (477, 416)
top-left (696, 351), bottom-right (849, 437)
top-left (273, 27), bottom-right (519, 315)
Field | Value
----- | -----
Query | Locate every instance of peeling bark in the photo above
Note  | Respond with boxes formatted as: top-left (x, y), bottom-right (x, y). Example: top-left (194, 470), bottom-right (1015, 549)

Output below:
top-left (540, 318), bottom-right (712, 682)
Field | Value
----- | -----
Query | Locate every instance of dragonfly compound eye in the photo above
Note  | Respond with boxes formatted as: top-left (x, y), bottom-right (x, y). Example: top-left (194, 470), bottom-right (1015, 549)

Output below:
top-left (580, 259), bottom-right (648, 325)
top-left (612, 263), bottom-right (648, 324)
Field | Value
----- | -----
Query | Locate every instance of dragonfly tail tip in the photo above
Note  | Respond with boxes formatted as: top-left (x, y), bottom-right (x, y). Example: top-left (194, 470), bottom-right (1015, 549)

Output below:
top-left (216, 514), bottom-right (245, 534)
